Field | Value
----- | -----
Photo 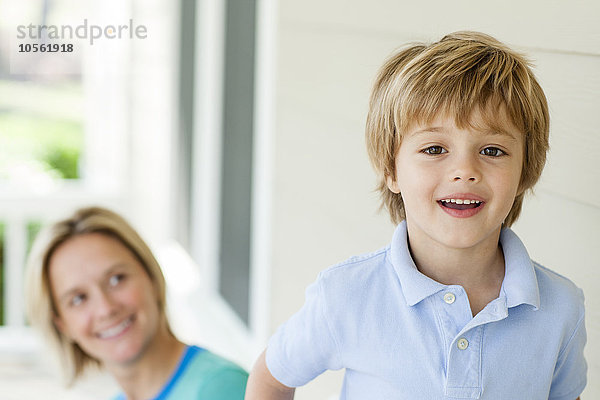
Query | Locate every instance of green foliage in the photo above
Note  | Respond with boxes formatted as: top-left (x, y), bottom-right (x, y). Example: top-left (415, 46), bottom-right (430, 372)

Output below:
top-left (0, 111), bottom-right (83, 180)
top-left (43, 147), bottom-right (80, 179)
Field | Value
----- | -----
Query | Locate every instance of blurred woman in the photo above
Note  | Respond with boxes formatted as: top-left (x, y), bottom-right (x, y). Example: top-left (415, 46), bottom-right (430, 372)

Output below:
top-left (26, 206), bottom-right (248, 399)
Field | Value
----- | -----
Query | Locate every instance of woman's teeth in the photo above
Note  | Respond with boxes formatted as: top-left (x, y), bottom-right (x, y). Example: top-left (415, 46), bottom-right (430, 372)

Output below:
top-left (97, 317), bottom-right (133, 339)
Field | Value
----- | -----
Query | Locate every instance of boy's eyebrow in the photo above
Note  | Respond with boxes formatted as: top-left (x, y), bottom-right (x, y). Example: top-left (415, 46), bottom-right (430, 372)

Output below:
top-left (410, 127), bottom-right (445, 135)
top-left (410, 126), bottom-right (517, 140)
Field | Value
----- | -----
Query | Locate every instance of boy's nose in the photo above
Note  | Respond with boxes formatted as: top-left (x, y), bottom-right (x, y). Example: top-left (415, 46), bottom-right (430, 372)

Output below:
top-left (453, 175), bottom-right (478, 182)
top-left (450, 155), bottom-right (481, 183)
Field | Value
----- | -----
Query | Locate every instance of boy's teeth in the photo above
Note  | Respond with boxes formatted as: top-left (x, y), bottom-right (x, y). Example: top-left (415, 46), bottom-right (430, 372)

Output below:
top-left (441, 199), bottom-right (481, 204)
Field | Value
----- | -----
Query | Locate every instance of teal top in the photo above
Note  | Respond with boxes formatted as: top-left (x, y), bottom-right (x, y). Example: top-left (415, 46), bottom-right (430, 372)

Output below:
top-left (112, 346), bottom-right (248, 400)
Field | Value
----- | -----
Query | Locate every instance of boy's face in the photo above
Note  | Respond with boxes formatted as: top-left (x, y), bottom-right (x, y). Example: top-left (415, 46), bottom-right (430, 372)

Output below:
top-left (386, 109), bottom-right (524, 251)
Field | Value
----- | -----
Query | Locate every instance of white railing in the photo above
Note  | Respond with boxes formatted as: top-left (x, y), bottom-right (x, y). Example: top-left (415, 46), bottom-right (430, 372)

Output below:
top-left (3, 215), bottom-right (27, 327)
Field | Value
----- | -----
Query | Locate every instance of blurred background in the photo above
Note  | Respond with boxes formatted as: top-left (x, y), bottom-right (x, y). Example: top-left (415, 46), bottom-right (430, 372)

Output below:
top-left (0, 0), bottom-right (598, 399)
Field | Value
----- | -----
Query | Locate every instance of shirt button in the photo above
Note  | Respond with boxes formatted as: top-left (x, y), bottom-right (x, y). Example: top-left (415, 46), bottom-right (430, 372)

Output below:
top-left (457, 338), bottom-right (469, 350)
top-left (443, 292), bottom-right (456, 304)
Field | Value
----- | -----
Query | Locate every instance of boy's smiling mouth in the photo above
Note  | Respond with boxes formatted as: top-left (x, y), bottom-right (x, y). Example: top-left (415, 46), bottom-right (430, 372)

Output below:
top-left (436, 194), bottom-right (486, 217)
top-left (438, 198), bottom-right (483, 210)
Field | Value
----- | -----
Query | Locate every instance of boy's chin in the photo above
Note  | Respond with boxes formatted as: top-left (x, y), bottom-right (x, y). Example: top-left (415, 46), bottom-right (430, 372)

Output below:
top-left (437, 225), bottom-right (503, 249)
top-left (408, 220), bottom-right (502, 250)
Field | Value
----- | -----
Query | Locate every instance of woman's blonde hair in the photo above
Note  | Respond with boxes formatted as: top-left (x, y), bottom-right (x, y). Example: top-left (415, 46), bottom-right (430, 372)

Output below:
top-left (366, 31), bottom-right (549, 226)
top-left (25, 206), bottom-right (170, 384)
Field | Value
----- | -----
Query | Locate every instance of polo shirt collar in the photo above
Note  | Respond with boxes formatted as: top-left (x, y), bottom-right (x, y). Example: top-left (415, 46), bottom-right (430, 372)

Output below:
top-left (390, 221), bottom-right (446, 306)
top-left (389, 221), bottom-right (540, 310)
top-left (499, 227), bottom-right (540, 310)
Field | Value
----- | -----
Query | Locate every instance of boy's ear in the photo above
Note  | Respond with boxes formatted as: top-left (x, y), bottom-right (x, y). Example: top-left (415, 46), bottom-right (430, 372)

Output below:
top-left (386, 175), bottom-right (401, 194)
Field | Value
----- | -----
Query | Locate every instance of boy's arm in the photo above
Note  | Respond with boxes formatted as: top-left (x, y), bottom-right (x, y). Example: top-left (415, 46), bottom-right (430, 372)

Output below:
top-left (245, 349), bottom-right (295, 400)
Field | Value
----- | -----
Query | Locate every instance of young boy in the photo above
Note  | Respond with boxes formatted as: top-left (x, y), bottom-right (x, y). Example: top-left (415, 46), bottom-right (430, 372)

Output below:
top-left (246, 31), bottom-right (587, 399)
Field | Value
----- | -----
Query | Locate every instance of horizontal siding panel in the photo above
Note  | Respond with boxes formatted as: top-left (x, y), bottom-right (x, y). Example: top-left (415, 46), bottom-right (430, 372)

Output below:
top-left (272, 28), bottom-right (397, 331)
top-left (271, 98), bottom-right (394, 324)
top-left (277, 26), bottom-right (394, 124)
top-left (281, 0), bottom-right (600, 55)
top-left (533, 52), bottom-right (600, 208)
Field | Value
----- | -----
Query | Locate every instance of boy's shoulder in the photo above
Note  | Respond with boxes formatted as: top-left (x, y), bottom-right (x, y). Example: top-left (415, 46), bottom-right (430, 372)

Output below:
top-left (311, 245), bottom-right (402, 302)
top-left (532, 261), bottom-right (585, 314)
top-left (319, 245), bottom-right (391, 280)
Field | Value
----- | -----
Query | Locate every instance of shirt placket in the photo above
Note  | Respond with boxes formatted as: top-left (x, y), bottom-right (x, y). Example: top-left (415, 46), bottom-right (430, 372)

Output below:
top-left (434, 288), bottom-right (507, 399)
top-left (445, 325), bottom-right (483, 398)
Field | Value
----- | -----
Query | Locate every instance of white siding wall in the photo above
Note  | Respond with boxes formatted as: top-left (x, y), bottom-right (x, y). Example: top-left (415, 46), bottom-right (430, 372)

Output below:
top-left (268, 1), bottom-right (600, 398)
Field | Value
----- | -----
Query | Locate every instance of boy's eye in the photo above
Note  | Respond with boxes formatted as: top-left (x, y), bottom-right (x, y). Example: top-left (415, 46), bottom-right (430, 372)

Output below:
top-left (480, 147), bottom-right (506, 157)
top-left (109, 274), bottom-right (125, 287)
top-left (422, 146), bottom-right (447, 155)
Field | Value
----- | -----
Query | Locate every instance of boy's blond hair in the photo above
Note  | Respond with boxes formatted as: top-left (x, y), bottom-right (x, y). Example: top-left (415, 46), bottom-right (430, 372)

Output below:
top-left (366, 31), bottom-right (549, 226)
top-left (25, 206), bottom-right (172, 385)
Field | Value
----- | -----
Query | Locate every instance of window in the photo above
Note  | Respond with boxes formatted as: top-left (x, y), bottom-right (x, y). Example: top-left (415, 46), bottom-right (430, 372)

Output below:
top-left (0, 0), bottom-right (128, 331)
top-left (187, 0), bottom-right (258, 326)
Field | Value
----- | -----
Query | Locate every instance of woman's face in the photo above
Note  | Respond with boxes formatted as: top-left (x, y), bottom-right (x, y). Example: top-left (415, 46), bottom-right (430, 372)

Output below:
top-left (49, 233), bottom-right (163, 368)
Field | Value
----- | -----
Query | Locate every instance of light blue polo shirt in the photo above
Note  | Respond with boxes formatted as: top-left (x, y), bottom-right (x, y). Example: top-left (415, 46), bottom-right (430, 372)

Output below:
top-left (266, 222), bottom-right (587, 399)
